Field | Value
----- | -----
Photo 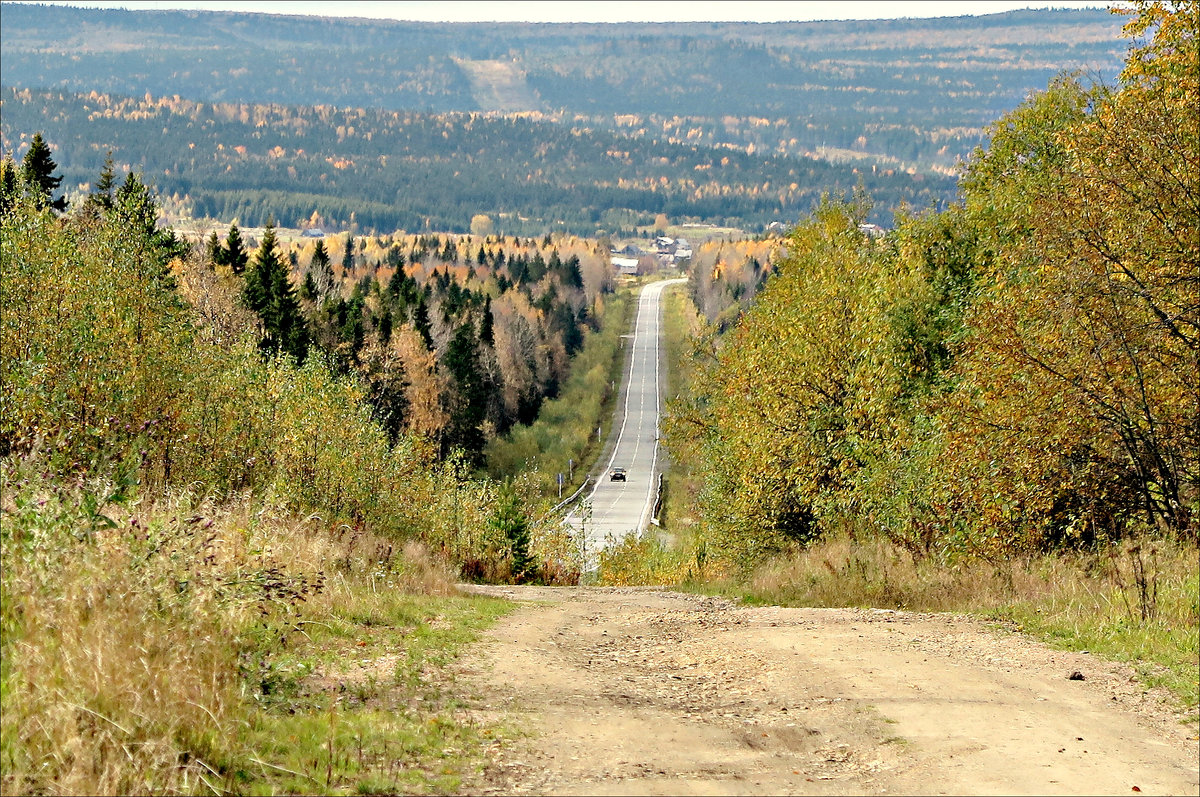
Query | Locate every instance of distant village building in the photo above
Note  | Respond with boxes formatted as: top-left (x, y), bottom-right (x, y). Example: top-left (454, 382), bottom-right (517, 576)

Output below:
top-left (612, 256), bottom-right (640, 275)
top-left (610, 250), bottom-right (660, 275)
top-left (653, 235), bottom-right (692, 265)
top-left (858, 223), bottom-right (887, 238)
top-left (302, 228), bottom-right (326, 238)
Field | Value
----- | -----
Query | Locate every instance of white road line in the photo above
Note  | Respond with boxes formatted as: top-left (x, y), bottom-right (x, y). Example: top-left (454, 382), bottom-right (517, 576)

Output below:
top-left (568, 278), bottom-right (685, 548)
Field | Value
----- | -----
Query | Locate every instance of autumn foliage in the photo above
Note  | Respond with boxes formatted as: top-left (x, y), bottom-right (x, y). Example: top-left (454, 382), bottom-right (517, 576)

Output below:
top-left (669, 2), bottom-right (1198, 563)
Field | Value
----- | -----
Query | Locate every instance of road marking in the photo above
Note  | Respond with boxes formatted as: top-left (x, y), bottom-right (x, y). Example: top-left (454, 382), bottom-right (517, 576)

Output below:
top-left (569, 279), bottom-right (685, 553)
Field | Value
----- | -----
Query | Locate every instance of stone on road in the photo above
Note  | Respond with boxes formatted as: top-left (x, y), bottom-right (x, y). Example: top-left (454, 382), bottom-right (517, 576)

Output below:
top-left (456, 586), bottom-right (1199, 796)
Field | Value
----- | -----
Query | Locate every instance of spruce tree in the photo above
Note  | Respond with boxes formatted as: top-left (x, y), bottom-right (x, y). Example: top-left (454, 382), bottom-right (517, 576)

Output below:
top-left (412, 295), bottom-right (433, 349)
top-left (88, 151), bottom-right (117, 212)
top-left (442, 321), bottom-right (489, 461)
top-left (244, 221), bottom-right (308, 360)
top-left (0, 158), bottom-right (19, 216)
top-left (300, 271), bottom-right (317, 302)
top-left (480, 296), bottom-right (495, 346)
top-left (309, 239), bottom-right (334, 297)
top-left (113, 172), bottom-right (188, 267)
top-left (488, 482), bottom-right (535, 582)
top-left (20, 132), bottom-right (66, 212)
top-left (221, 223), bottom-right (249, 275)
top-left (205, 231), bottom-right (222, 269)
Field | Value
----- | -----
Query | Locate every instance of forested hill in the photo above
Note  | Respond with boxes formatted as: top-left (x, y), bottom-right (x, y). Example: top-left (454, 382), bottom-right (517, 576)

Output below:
top-left (0, 87), bottom-right (952, 235)
top-left (2, 4), bottom-right (1126, 173)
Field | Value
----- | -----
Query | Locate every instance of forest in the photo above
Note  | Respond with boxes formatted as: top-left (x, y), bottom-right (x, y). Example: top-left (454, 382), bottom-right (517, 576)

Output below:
top-left (667, 2), bottom-right (1198, 563)
top-left (0, 4), bottom-right (1127, 172)
top-left (0, 88), bottom-right (951, 235)
top-left (0, 4), bottom-right (1128, 234)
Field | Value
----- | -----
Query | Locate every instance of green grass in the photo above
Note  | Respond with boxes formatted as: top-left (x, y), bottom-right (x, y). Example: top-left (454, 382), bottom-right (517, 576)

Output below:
top-left (232, 590), bottom-right (513, 795)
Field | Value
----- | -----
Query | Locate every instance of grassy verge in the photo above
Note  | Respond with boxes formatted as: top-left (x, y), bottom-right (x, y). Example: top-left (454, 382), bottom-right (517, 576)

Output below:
top-left (485, 288), bottom-right (633, 499)
top-left (0, 461), bottom-right (513, 795)
top-left (657, 281), bottom-right (706, 546)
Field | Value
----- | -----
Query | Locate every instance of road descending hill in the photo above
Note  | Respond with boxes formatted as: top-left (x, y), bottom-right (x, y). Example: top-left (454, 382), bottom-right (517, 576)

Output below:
top-left (455, 586), bottom-right (1199, 796)
top-left (567, 279), bottom-right (687, 564)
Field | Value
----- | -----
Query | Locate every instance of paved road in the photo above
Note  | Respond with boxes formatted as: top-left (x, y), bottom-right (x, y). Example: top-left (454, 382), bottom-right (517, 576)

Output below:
top-left (566, 278), bottom-right (686, 563)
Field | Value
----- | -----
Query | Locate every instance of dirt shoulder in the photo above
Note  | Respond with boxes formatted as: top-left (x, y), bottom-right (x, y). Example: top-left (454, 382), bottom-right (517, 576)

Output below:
top-left (453, 586), bottom-right (1198, 796)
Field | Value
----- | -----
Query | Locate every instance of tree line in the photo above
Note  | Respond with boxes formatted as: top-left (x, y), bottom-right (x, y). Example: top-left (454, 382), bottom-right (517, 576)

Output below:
top-left (0, 89), bottom-right (953, 235)
top-left (667, 2), bottom-right (1198, 564)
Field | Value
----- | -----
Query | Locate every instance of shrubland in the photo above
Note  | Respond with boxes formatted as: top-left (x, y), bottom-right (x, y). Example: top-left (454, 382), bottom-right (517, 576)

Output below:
top-left (636, 2), bottom-right (1198, 710)
top-left (1, 139), bottom-right (610, 792)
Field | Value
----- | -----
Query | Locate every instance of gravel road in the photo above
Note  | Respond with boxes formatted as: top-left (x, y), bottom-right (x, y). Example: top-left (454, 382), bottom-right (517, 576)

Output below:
top-left (454, 586), bottom-right (1198, 796)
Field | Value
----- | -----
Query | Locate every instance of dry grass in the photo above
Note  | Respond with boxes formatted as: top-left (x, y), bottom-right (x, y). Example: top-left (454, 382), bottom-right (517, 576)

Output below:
top-left (0, 464), bottom-right (504, 795)
top-left (703, 534), bottom-right (1200, 713)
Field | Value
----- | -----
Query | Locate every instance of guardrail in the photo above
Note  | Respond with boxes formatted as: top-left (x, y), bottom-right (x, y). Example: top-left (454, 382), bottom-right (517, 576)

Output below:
top-left (548, 476), bottom-right (593, 517)
top-left (650, 472), bottom-right (664, 527)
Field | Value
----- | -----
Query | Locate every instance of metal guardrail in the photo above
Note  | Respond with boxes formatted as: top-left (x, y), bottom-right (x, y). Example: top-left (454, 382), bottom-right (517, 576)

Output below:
top-left (650, 472), bottom-right (664, 527)
top-left (549, 476), bottom-right (593, 517)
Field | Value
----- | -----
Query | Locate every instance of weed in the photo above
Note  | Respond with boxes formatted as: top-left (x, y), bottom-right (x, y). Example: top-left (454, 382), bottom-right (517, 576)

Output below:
top-left (0, 462), bottom-right (514, 795)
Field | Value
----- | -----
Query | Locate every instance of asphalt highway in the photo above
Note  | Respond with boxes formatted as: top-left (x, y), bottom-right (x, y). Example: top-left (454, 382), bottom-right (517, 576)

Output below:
top-left (566, 278), bottom-right (686, 565)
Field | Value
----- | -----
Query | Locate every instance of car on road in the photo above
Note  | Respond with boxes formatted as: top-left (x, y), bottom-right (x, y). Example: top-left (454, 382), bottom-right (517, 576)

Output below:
top-left (609, 467), bottom-right (627, 482)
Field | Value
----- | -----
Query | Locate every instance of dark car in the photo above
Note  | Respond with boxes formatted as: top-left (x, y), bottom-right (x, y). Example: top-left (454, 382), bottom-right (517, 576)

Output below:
top-left (609, 467), bottom-right (627, 482)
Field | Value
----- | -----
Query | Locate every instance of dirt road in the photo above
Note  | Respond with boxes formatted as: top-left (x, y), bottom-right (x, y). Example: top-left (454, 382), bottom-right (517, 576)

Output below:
top-left (454, 586), bottom-right (1198, 796)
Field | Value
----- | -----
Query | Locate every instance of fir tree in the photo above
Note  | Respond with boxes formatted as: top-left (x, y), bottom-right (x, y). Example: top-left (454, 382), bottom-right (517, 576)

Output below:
top-left (341, 233), bottom-right (355, 275)
top-left (220, 223), bottom-right (249, 275)
top-left (20, 132), bottom-right (66, 212)
top-left (309, 239), bottom-right (334, 297)
top-left (202, 231), bottom-right (219, 264)
top-left (300, 271), bottom-right (318, 302)
top-left (0, 158), bottom-right (19, 216)
top-left (412, 295), bottom-right (433, 349)
top-left (113, 172), bottom-right (189, 268)
top-left (480, 296), bottom-right (494, 346)
top-left (442, 321), bottom-right (489, 461)
top-left (81, 152), bottom-right (117, 218)
top-left (488, 482), bottom-right (535, 582)
top-left (244, 220), bottom-right (308, 360)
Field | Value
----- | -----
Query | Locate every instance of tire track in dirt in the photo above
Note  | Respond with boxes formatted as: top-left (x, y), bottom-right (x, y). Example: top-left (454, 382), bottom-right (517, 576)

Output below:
top-left (454, 586), bottom-right (1198, 796)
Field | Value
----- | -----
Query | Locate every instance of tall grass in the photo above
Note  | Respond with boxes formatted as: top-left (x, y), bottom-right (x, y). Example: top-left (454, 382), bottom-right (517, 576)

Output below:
top-left (0, 459), bottom-right (510, 795)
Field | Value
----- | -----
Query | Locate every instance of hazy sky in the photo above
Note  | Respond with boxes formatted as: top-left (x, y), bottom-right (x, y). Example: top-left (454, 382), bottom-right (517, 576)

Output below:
top-left (18, 0), bottom-right (1114, 23)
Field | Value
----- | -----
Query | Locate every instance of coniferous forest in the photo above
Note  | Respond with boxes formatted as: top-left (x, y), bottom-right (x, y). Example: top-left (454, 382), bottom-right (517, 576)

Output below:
top-left (1, 4), bottom-right (1129, 234)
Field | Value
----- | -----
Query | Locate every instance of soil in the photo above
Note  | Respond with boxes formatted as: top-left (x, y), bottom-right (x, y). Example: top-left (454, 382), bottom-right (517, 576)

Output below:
top-left (453, 586), bottom-right (1199, 796)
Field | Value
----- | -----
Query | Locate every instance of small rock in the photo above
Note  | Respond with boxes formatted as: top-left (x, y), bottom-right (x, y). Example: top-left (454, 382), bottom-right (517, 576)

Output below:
top-left (1068, 671), bottom-right (1085, 681)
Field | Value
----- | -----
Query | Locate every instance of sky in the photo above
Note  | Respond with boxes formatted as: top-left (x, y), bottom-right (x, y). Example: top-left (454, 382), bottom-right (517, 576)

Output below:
top-left (16, 0), bottom-right (1113, 23)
